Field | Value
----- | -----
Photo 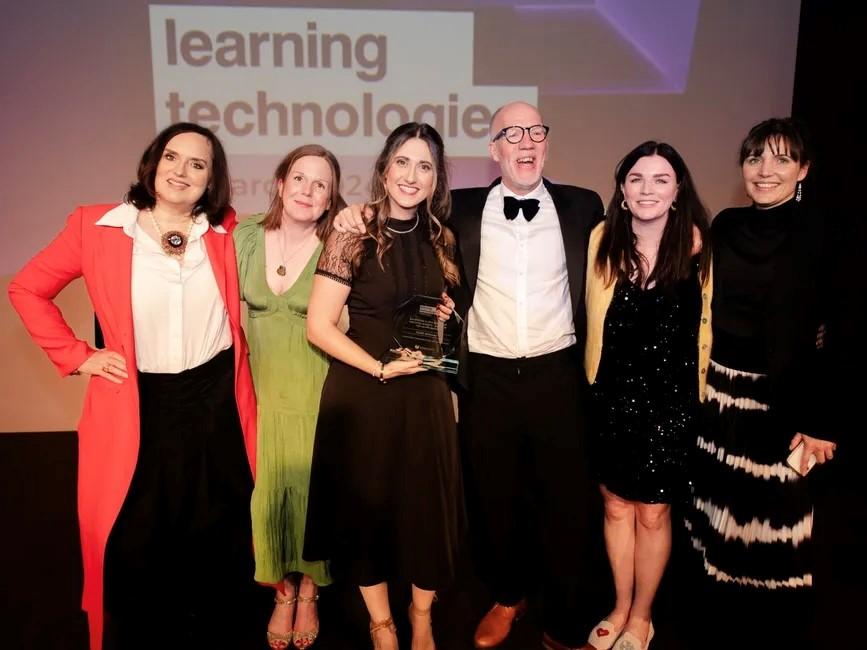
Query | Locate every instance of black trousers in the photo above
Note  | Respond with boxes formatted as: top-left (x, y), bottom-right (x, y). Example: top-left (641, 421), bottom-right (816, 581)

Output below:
top-left (103, 349), bottom-right (260, 650)
top-left (460, 347), bottom-right (592, 646)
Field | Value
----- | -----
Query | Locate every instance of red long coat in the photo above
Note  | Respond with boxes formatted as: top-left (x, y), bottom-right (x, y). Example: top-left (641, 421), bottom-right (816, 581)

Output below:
top-left (7, 204), bottom-right (257, 650)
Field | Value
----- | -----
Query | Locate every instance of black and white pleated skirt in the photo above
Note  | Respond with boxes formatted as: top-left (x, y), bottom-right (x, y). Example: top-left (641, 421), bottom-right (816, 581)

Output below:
top-left (684, 358), bottom-right (813, 591)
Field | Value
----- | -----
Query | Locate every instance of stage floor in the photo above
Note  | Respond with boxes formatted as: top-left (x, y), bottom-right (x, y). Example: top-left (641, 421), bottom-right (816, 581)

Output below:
top-left (2, 431), bottom-right (863, 649)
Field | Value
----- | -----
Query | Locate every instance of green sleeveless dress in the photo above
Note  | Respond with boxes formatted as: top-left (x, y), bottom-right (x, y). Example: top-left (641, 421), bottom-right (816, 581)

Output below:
top-left (234, 215), bottom-right (331, 585)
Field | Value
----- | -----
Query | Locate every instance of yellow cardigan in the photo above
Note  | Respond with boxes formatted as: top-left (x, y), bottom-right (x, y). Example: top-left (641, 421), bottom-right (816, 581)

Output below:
top-left (584, 222), bottom-right (712, 401)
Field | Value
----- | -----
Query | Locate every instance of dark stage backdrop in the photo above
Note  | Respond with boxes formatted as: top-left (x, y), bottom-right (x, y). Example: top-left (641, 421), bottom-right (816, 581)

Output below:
top-left (791, 1), bottom-right (866, 646)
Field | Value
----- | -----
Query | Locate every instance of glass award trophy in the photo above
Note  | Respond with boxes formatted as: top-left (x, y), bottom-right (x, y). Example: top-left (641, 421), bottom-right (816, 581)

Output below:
top-left (381, 294), bottom-right (461, 374)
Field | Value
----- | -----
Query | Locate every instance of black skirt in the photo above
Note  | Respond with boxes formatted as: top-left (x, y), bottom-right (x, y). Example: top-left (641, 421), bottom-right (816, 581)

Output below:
top-left (103, 348), bottom-right (255, 645)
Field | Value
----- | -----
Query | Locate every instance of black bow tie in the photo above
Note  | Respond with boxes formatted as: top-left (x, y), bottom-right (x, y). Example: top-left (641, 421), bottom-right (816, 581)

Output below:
top-left (503, 196), bottom-right (540, 221)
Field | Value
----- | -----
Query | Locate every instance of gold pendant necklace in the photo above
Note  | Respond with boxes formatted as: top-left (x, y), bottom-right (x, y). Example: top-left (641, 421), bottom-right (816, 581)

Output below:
top-left (149, 209), bottom-right (194, 257)
top-left (274, 229), bottom-right (316, 277)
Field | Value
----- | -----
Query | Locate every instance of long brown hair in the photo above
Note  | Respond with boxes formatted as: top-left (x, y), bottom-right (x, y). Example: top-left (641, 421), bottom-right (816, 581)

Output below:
top-left (261, 144), bottom-right (346, 239)
top-left (348, 122), bottom-right (459, 286)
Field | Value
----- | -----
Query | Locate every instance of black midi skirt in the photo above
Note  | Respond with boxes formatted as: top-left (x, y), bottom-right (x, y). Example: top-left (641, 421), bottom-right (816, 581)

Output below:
top-left (103, 348), bottom-right (255, 644)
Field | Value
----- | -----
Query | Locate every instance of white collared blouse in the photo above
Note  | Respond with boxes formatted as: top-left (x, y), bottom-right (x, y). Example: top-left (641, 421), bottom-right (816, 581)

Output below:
top-left (95, 203), bottom-right (232, 373)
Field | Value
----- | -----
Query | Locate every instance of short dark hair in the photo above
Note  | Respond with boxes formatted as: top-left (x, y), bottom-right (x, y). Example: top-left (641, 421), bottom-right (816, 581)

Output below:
top-left (261, 144), bottom-right (346, 240)
top-left (598, 140), bottom-right (710, 288)
top-left (739, 117), bottom-right (812, 166)
top-left (126, 122), bottom-right (231, 225)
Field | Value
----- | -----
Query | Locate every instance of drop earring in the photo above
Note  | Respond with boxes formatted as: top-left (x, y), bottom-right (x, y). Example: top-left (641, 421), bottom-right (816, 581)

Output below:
top-left (795, 181), bottom-right (802, 202)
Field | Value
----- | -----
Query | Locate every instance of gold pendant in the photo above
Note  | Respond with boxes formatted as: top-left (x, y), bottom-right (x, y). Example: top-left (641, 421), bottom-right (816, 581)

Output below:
top-left (276, 265), bottom-right (286, 276)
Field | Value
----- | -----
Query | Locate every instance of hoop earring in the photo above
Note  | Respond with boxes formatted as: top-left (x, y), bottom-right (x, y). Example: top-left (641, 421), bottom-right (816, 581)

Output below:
top-left (795, 181), bottom-right (802, 202)
top-left (670, 201), bottom-right (677, 212)
top-left (620, 199), bottom-right (628, 211)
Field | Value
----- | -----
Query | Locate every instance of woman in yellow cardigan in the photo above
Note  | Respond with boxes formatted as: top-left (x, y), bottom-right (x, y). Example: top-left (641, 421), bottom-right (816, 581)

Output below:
top-left (583, 141), bottom-right (711, 650)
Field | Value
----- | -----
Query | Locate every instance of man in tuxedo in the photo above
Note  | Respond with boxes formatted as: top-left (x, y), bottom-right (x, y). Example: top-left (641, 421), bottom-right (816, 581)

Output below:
top-left (450, 101), bottom-right (603, 649)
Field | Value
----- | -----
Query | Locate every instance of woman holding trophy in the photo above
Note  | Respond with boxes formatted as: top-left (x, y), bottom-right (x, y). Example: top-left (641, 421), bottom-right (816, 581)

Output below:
top-left (304, 122), bottom-right (462, 650)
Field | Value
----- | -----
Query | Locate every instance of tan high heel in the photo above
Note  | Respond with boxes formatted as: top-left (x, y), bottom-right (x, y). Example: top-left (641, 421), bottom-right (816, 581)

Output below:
top-left (408, 603), bottom-right (436, 650)
top-left (369, 617), bottom-right (397, 650)
top-left (267, 590), bottom-right (298, 650)
top-left (293, 590), bottom-right (320, 649)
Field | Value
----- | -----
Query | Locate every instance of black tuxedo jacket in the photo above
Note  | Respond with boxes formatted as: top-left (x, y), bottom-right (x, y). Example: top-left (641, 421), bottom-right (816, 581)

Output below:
top-left (448, 178), bottom-right (604, 390)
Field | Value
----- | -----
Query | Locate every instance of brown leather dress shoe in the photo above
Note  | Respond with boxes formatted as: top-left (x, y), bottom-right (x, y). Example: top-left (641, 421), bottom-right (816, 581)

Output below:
top-left (473, 599), bottom-right (528, 648)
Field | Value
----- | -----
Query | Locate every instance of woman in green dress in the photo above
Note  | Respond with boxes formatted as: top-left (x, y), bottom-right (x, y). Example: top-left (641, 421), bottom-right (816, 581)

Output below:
top-left (234, 144), bottom-right (346, 649)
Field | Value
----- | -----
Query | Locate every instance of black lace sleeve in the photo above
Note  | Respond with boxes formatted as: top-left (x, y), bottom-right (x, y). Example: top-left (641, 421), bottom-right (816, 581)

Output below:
top-left (315, 229), bottom-right (356, 286)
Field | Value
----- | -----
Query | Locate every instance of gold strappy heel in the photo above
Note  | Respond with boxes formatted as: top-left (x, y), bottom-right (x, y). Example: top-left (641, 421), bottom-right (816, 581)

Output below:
top-left (293, 591), bottom-right (320, 648)
top-left (408, 602), bottom-right (436, 649)
top-left (267, 592), bottom-right (298, 650)
top-left (369, 616), bottom-right (397, 649)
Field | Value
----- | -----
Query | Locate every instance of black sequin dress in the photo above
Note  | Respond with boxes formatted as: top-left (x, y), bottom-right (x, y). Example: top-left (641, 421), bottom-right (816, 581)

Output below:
top-left (591, 265), bottom-right (702, 503)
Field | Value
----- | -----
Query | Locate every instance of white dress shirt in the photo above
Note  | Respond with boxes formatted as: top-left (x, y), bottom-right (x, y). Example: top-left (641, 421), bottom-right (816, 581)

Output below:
top-left (467, 182), bottom-right (575, 358)
top-left (95, 203), bottom-right (232, 373)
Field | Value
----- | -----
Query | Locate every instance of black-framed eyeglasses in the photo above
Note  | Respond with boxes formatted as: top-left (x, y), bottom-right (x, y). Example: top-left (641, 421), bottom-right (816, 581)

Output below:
top-left (492, 124), bottom-right (550, 144)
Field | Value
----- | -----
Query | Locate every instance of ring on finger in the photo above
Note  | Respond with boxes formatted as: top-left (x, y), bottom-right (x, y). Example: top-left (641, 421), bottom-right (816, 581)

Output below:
top-left (103, 364), bottom-right (110, 373)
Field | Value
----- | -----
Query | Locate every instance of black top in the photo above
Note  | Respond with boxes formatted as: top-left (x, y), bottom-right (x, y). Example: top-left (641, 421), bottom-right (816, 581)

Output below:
top-left (710, 198), bottom-right (831, 437)
top-left (712, 198), bottom-right (796, 371)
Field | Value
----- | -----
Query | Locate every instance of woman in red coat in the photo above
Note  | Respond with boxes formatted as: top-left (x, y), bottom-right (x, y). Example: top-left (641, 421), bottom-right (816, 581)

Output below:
top-left (8, 123), bottom-right (258, 650)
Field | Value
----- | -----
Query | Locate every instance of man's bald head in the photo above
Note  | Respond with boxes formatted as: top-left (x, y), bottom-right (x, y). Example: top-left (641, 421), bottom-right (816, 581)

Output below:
top-left (488, 101), bottom-right (548, 195)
